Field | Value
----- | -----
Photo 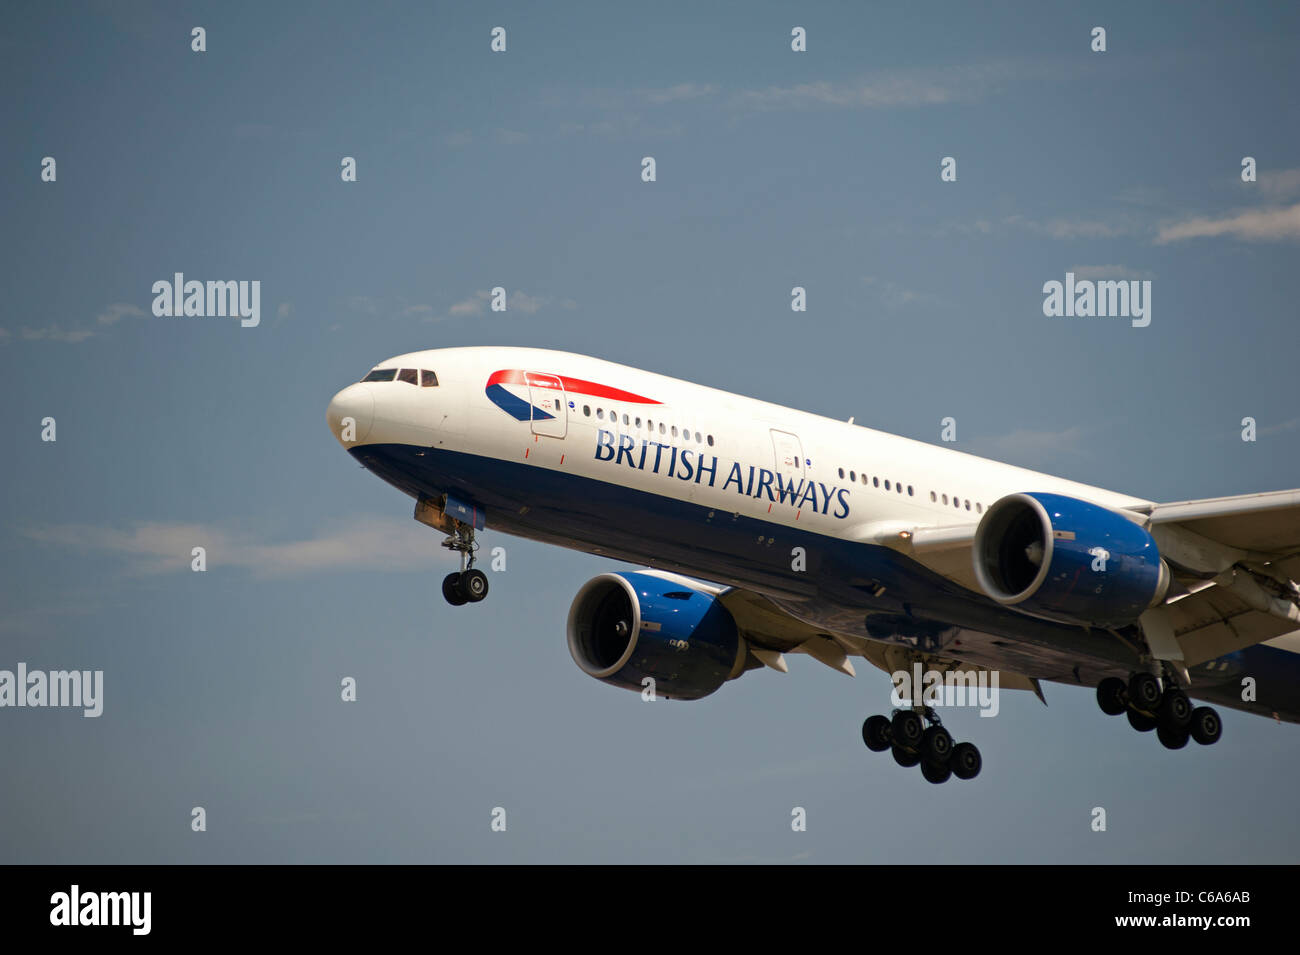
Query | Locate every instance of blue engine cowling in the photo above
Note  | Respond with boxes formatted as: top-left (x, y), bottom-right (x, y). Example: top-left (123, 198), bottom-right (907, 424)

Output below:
top-left (566, 572), bottom-right (747, 700)
top-left (972, 492), bottom-right (1169, 628)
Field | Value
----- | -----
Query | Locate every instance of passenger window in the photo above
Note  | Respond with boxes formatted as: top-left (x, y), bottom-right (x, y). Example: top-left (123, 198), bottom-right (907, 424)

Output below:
top-left (884, 480), bottom-right (891, 491)
top-left (636, 417), bottom-right (642, 428)
top-left (965, 500), bottom-right (971, 510)
top-left (420, 370), bottom-right (438, 387)
top-left (873, 477), bottom-right (879, 487)
top-left (672, 426), bottom-right (678, 438)
top-left (362, 369), bottom-right (397, 382)
top-left (623, 414), bottom-right (629, 426)
top-left (897, 483), bottom-right (903, 494)
top-left (707, 435), bottom-right (714, 446)
top-left (838, 468), bottom-right (845, 479)
top-left (659, 423), bottom-right (666, 434)
top-left (861, 474), bottom-right (868, 485)
top-left (583, 405), bottom-right (591, 416)
top-left (908, 486), bottom-right (914, 496)
top-left (942, 494), bottom-right (949, 505)
top-left (597, 408), bottom-right (604, 420)
top-left (976, 502), bottom-right (982, 513)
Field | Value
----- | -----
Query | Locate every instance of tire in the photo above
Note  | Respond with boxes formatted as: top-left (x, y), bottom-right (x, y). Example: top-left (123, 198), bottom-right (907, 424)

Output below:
top-left (950, 742), bottom-right (982, 780)
top-left (862, 715), bottom-right (892, 752)
top-left (1096, 677), bottom-right (1129, 716)
top-left (920, 725), bottom-right (953, 764)
top-left (1157, 689), bottom-right (1192, 730)
top-left (442, 573), bottom-right (468, 606)
top-left (1190, 706), bottom-right (1222, 746)
top-left (1128, 672), bottom-right (1162, 714)
top-left (891, 744), bottom-right (921, 768)
top-left (891, 711), bottom-right (924, 752)
top-left (461, 568), bottom-right (489, 602)
top-left (1157, 723), bottom-right (1190, 750)
top-left (920, 760), bottom-right (952, 784)
top-left (1126, 709), bottom-right (1157, 732)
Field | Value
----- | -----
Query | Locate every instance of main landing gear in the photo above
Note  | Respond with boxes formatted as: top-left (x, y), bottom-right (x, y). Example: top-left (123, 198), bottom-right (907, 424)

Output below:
top-left (861, 707), bottom-right (982, 784)
top-left (440, 522), bottom-right (488, 606)
top-left (1095, 671), bottom-right (1222, 749)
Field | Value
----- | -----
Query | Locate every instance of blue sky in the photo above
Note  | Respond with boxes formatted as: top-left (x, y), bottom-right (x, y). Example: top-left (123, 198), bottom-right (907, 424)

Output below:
top-left (2, 1), bottom-right (1298, 862)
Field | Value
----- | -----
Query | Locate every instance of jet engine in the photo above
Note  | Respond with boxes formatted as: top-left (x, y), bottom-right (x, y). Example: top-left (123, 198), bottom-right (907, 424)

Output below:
top-left (567, 572), bottom-right (750, 700)
top-left (972, 492), bottom-right (1169, 627)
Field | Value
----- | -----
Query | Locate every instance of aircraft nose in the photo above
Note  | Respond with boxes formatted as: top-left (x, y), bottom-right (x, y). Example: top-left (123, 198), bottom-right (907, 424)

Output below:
top-left (326, 383), bottom-right (375, 446)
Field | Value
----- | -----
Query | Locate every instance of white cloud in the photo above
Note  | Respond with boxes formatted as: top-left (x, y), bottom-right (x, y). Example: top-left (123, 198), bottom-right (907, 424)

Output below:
top-left (96, 303), bottom-right (145, 326)
top-left (1258, 168), bottom-right (1300, 200)
top-left (967, 426), bottom-right (1089, 460)
top-left (644, 83), bottom-right (717, 104)
top-left (861, 276), bottom-right (942, 308)
top-left (1157, 203), bottom-right (1300, 243)
top-left (19, 324), bottom-right (97, 343)
top-left (1066, 265), bottom-right (1156, 281)
top-left (734, 64), bottom-right (1009, 111)
top-left (24, 517), bottom-right (450, 578)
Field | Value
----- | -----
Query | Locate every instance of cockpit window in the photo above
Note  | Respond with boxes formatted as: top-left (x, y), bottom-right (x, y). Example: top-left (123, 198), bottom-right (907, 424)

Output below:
top-left (397, 368), bottom-right (418, 385)
top-left (362, 369), bottom-right (397, 382)
top-left (421, 370), bottom-right (438, 387)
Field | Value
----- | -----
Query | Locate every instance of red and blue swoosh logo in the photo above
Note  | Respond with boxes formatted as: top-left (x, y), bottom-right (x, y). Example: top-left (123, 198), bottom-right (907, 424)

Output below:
top-left (485, 369), bottom-right (661, 421)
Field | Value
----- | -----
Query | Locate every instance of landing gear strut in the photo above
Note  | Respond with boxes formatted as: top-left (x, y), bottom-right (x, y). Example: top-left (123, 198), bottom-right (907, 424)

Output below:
top-left (440, 522), bottom-right (488, 606)
top-left (1095, 669), bottom-right (1222, 749)
top-left (861, 706), bottom-right (982, 783)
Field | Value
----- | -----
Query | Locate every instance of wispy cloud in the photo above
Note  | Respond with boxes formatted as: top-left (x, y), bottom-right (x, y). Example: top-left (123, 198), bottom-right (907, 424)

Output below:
top-left (1156, 202), bottom-right (1300, 243)
top-left (734, 63), bottom-right (1012, 111)
top-left (3, 302), bottom-right (147, 345)
top-left (861, 276), bottom-right (944, 309)
top-left (1258, 168), bottom-right (1300, 201)
top-left (644, 82), bottom-right (717, 104)
top-left (966, 426), bottom-right (1089, 461)
top-left (1066, 265), bottom-right (1156, 281)
top-left (23, 517), bottom-right (450, 578)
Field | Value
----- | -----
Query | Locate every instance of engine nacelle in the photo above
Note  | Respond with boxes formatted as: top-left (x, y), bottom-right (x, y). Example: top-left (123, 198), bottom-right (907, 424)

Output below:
top-left (567, 572), bottom-right (748, 700)
top-left (973, 492), bottom-right (1169, 628)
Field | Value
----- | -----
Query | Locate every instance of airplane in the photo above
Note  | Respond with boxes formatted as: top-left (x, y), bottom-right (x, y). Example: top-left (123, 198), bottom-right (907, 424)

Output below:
top-left (327, 346), bottom-right (1300, 783)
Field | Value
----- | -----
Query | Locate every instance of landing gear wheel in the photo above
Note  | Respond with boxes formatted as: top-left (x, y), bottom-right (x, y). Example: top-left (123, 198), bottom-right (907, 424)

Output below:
top-left (891, 744), bottom-right (921, 768)
top-left (460, 568), bottom-right (489, 602)
top-left (1126, 709), bottom-right (1157, 732)
top-left (920, 725), bottom-right (953, 764)
top-left (1096, 677), bottom-right (1129, 715)
top-left (891, 711), bottom-right (924, 752)
top-left (950, 742), bottom-right (982, 780)
top-left (442, 573), bottom-right (468, 606)
top-left (1156, 724), bottom-right (1190, 750)
top-left (862, 715), bottom-right (892, 752)
top-left (1128, 672), bottom-right (1162, 714)
top-left (920, 760), bottom-right (952, 784)
top-left (1190, 706), bottom-right (1222, 746)
top-left (1157, 689), bottom-right (1192, 730)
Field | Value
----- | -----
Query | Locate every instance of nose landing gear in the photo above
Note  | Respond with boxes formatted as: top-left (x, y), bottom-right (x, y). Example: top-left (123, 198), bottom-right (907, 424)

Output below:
top-left (441, 522), bottom-right (489, 605)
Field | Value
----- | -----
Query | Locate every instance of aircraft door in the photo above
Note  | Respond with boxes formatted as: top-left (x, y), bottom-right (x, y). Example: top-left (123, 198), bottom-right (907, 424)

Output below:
top-left (527, 372), bottom-right (567, 438)
top-left (770, 429), bottom-right (805, 498)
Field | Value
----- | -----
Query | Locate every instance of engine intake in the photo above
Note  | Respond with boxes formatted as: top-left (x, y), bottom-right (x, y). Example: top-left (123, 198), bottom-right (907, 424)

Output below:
top-left (567, 573), bottom-right (748, 700)
top-left (973, 492), bottom-right (1168, 627)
